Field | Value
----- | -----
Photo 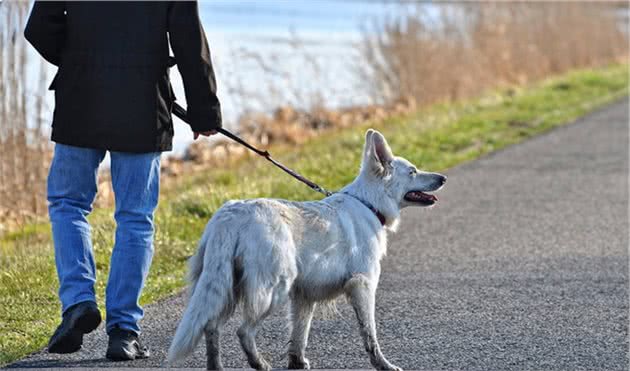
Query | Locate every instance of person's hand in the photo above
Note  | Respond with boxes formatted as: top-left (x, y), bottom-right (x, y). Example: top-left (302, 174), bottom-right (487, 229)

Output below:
top-left (194, 130), bottom-right (218, 140)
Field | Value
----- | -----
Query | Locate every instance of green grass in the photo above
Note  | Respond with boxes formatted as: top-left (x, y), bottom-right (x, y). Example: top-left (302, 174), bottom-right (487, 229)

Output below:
top-left (0, 64), bottom-right (628, 365)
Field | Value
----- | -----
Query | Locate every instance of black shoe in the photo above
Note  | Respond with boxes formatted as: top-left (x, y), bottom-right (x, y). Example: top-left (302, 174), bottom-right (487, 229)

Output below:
top-left (47, 301), bottom-right (102, 354)
top-left (106, 327), bottom-right (150, 361)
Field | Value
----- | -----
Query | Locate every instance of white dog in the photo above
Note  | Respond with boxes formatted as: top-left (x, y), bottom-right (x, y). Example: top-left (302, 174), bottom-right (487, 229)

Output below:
top-left (167, 129), bottom-right (446, 370)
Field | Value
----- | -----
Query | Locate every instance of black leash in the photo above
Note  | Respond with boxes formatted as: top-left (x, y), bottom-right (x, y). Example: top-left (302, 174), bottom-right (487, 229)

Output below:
top-left (172, 102), bottom-right (334, 197)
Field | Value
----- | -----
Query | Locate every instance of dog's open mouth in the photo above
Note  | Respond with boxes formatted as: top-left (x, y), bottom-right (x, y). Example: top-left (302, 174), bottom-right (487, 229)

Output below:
top-left (404, 191), bottom-right (437, 205)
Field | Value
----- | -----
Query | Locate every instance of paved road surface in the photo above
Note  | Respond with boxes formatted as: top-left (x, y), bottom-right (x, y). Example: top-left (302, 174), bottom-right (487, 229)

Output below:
top-left (8, 100), bottom-right (629, 370)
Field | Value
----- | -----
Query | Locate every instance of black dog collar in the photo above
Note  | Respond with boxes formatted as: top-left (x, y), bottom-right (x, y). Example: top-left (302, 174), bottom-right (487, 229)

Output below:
top-left (340, 192), bottom-right (386, 227)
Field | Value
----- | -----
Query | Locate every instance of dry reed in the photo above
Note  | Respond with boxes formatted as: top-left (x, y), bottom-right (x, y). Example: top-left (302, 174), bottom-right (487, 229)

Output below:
top-left (358, 2), bottom-right (628, 106)
top-left (0, 1), bottom-right (50, 232)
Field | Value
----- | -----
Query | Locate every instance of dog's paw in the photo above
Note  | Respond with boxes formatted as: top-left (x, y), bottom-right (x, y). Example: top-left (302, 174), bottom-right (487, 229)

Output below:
top-left (373, 360), bottom-right (402, 371)
top-left (254, 359), bottom-right (272, 371)
top-left (288, 356), bottom-right (310, 369)
top-left (380, 365), bottom-right (402, 371)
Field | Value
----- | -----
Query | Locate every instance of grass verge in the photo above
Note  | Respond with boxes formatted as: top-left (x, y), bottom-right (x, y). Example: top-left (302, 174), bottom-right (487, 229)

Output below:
top-left (0, 64), bottom-right (628, 365)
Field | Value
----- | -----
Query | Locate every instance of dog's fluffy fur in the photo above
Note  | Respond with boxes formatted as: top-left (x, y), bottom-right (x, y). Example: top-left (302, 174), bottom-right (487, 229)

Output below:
top-left (167, 129), bottom-right (446, 370)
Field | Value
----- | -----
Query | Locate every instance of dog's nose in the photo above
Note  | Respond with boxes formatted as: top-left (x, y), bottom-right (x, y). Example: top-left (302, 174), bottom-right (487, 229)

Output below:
top-left (439, 175), bottom-right (447, 185)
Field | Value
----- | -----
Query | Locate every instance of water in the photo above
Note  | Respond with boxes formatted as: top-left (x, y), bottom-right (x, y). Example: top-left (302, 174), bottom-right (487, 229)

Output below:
top-left (171, 0), bottom-right (401, 154)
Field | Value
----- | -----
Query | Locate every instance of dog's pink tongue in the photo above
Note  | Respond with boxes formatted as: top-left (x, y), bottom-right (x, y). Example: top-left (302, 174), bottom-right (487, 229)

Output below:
top-left (420, 192), bottom-right (437, 202)
top-left (407, 191), bottom-right (437, 202)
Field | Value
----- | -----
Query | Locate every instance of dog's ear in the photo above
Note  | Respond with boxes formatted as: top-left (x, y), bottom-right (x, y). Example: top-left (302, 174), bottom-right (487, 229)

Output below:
top-left (365, 129), bottom-right (375, 142)
top-left (362, 129), bottom-right (393, 177)
top-left (362, 128), bottom-right (376, 163)
top-left (372, 131), bottom-right (394, 166)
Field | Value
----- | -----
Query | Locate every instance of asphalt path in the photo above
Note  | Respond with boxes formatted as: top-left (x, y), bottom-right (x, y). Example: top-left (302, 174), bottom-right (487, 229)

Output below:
top-left (7, 99), bottom-right (629, 370)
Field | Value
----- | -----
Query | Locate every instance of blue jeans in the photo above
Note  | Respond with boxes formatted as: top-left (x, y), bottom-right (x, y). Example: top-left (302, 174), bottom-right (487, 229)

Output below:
top-left (47, 143), bottom-right (160, 334)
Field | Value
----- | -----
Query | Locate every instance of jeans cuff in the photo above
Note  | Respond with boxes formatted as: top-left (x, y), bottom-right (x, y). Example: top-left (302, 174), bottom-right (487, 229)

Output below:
top-left (106, 322), bottom-right (140, 337)
top-left (62, 295), bottom-right (97, 316)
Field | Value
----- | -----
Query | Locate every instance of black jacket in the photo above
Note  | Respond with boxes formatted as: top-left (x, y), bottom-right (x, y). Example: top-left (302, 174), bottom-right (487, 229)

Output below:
top-left (25, 1), bottom-right (221, 153)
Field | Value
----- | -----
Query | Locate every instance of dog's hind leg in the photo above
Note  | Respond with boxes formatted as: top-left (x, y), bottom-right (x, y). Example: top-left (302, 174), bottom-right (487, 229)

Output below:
top-left (204, 321), bottom-right (223, 371)
top-left (287, 299), bottom-right (315, 369)
top-left (238, 279), bottom-right (290, 371)
top-left (345, 275), bottom-right (401, 371)
top-left (237, 317), bottom-right (270, 371)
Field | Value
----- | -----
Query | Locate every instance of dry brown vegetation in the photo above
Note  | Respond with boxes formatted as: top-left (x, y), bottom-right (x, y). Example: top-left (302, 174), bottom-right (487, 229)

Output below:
top-left (0, 1), bottom-right (50, 231)
top-left (359, 2), bottom-right (629, 106)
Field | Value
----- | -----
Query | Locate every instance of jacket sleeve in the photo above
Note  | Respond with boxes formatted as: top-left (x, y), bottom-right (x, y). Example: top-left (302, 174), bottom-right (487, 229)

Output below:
top-left (24, 1), bottom-right (66, 66)
top-left (168, 1), bottom-right (222, 131)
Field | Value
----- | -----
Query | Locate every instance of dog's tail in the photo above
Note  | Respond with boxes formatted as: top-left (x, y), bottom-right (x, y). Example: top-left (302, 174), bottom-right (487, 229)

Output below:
top-left (167, 221), bottom-right (237, 364)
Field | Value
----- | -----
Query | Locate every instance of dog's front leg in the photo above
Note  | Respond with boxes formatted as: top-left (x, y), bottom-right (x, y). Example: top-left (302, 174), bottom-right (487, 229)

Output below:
top-left (345, 275), bottom-right (402, 371)
top-left (288, 299), bottom-right (315, 369)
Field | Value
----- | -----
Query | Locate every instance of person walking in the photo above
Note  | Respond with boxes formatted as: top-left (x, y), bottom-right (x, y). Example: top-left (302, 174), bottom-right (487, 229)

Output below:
top-left (24, 1), bottom-right (221, 361)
